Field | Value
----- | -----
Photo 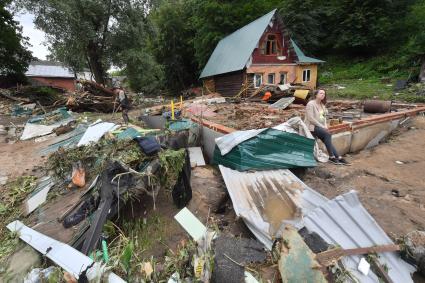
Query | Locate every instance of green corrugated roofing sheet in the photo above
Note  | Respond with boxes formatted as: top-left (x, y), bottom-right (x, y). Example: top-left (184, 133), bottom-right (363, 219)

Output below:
top-left (200, 9), bottom-right (276, 79)
top-left (291, 39), bottom-right (325, 64)
top-left (213, 129), bottom-right (316, 171)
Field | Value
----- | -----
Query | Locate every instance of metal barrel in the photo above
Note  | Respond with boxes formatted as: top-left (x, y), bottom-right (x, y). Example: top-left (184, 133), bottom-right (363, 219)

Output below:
top-left (363, 100), bottom-right (392, 113)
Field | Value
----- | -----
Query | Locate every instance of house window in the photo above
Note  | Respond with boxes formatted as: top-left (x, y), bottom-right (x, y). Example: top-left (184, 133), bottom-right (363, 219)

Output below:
top-left (267, 73), bottom-right (275, 84)
top-left (279, 73), bottom-right (287, 84)
top-left (302, 69), bottom-right (311, 82)
top-left (266, 35), bottom-right (277, 55)
top-left (254, 73), bottom-right (262, 88)
top-left (260, 34), bottom-right (281, 55)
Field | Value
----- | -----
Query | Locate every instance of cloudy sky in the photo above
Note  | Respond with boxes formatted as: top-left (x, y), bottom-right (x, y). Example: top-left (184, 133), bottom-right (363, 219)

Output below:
top-left (14, 12), bottom-right (49, 60)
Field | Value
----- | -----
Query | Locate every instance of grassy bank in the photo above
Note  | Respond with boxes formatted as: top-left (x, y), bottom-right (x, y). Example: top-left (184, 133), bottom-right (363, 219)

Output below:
top-left (318, 56), bottom-right (425, 103)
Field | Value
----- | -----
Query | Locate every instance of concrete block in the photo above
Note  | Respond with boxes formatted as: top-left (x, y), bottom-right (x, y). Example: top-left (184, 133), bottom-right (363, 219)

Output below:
top-left (201, 126), bottom-right (224, 162)
top-left (0, 245), bottom-right (41, 282)
top-left (350, 120), bottom-right (400, 152)
top-left (332, 131), bottom-right (352, 156)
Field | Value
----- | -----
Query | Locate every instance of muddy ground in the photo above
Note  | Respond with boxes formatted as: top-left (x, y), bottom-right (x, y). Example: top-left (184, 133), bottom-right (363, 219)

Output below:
top-left (303, 115), bottom-right (425, 240)
top-left (1, 113), bottom-right (424, 242)
top-left (0, 103), bottom-right (424, 281)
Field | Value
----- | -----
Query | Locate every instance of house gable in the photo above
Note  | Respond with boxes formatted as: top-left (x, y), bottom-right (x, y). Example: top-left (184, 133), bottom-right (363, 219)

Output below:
top-left (251, 17), bottom-right (297, 65)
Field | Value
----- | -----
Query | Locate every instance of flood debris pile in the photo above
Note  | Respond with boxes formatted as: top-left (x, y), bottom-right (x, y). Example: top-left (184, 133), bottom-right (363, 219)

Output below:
top-left (2, 86), bottom-right (425, 282)
top-left (0, 108), bottom-right (198, 282)
top-left (66, 81), bottom-right (119, 113)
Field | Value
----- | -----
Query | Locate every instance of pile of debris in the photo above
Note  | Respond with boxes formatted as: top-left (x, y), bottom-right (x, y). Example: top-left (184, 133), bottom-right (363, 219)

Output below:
top-left (2, 91), bottom-right (425, 283)
top-left (66, 81), bottom-right (119, 113)
top-left (1, 111), bottom-right (196, 282)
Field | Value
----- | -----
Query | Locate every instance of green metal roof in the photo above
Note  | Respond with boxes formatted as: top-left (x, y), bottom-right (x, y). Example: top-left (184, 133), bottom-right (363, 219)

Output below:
top-left (200, 10), bottom-right (324, 79)
top-left (200, 9), bottom-right (276, 79)
top-left (290, 39), bottom-right (325, 64)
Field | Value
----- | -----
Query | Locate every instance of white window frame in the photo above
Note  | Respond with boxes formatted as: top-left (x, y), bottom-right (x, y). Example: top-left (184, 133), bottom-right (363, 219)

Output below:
top-left (267, 73), bottom-right (275, 84)
top-left (279, 73), bottom-right (287, 84)
top-left (302, 69), bottom-right (311, 82)
top-left (254, 73), bottom-right (262, 88)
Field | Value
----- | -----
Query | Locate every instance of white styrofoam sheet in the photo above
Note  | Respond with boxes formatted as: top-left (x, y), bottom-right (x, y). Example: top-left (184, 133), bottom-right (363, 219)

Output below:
top-left (77, 122), bottom-right (117, 146)
top-left (188, 147), bottom-right (206, 167)
top-left (7, 220), bottom-right (126, 282)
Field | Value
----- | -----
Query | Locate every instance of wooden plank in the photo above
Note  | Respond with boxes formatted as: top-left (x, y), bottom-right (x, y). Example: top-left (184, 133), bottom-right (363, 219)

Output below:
top-left (370, 257), bottom-right (394, 283)
top-left (278, 226), bottom-right (327, 283)
top-left (316, 244), bottom-right (400, 267)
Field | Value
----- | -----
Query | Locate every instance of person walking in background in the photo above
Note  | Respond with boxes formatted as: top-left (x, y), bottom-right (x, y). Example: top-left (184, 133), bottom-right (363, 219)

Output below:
top-left (116, 87), bottom-right (130, 124)
top-left (305, 89), bottom-right (350, 165)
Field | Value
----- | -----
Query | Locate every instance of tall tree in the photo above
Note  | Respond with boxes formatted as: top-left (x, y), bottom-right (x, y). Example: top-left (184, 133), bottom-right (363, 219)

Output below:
top-left (0, 0), bottom-right (32, 78)
top-left (18, 0), bottom-right (152, 85)
top-left (110, 1), bottom-right (164, 93)
top-left (150, 0), bottom-right (198, 93)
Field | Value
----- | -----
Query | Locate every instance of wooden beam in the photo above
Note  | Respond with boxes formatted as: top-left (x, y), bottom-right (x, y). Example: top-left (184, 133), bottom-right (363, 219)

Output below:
top-left (316, 244), bottom-right (400, 267)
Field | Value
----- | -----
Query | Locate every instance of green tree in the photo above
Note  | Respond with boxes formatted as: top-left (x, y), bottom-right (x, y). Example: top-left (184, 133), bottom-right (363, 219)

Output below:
top-left (404, 1), bottom-right (425, 61)
top-left (150, 0), bottom-right (198, 93)
top-left (109, 1), bottom-right (164, 93)
top-left (190, 0), bottom-right (281, 70)
top-left (323, 0), bottom-right (414, 54)
top-left (277, 0), bottom-right (325, 53)
top-left (18, 0), bottom-right (153, 85)
top-left (0, 1), bottom-right (32, 79)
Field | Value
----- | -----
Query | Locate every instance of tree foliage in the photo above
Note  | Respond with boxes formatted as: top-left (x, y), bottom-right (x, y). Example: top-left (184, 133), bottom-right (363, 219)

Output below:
top-left (15, 0), bottom-right (425, 93)
top-left (18, 0), bottom-right (158, 86)
top-left (0, 0), bottom-right (32, 79)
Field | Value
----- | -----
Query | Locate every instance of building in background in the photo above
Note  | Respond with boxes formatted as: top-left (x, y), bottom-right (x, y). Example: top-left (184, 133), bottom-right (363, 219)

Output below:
top-left (26, 61), bottom-right (76, 91)
top-left (200, 9), bottom-right (324, 97)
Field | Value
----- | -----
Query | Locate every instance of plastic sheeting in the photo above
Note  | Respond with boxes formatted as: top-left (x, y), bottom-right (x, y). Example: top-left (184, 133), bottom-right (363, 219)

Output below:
top-left (304, 191), bottom-right (415, 283)
top-left (214, 128), bottom-right (316, 171)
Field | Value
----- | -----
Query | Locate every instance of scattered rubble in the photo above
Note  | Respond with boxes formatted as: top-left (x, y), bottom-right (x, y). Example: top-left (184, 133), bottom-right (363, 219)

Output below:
top-left (0, 84), bottom-right (424, 282)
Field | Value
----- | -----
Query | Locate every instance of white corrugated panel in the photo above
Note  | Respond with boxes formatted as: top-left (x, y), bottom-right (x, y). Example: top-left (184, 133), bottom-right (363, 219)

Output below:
top-left (304, 191), bottom-right (414, 283)
top-left (219, 165), bottom-right (328, 249)
top-left (26, 64), bottom-right (74, 78)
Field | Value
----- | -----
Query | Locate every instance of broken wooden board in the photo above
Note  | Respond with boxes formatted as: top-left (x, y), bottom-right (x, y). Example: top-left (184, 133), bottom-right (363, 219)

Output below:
top-left (278, 226), bottom-right (327, 283)
top-left (27, 187), bottom-right (90, 244)
top-left (316, 244), bottom-right (400, 267)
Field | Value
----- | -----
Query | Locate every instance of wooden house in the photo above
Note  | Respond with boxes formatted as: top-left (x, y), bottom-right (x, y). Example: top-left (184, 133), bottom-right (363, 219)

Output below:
top-left (200, 9), bottom-right (324, 97)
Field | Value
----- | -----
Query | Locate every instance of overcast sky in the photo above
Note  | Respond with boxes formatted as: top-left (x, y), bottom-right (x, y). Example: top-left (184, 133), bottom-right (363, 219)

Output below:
top-left (14, 12), bottom-right (49, 60)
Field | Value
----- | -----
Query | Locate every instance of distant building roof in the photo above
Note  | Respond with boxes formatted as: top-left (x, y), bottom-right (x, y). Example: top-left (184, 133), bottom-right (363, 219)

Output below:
top-left (200, 10), bottom-right (324, 79)
top-left (26, 61), bottom-right (75, 78)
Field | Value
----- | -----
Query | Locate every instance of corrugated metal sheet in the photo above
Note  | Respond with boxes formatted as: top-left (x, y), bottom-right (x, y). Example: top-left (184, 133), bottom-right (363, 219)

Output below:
top-left (291, 40), bottom-right (325, 64)
top-left (270, 97), bottom-right (295, 109)
top-left (26, 63), bottom-right (74, 78)
top-left (200, 10), bottom-right (276, 79)
top-left (214, 129), bottom-right (317, 171)
top-left (39, 125), bottom-right (88, 155)
top-left (304, 191), bottom-right (414, 283)
top-left (219, 165), bottom-right (327, 249)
